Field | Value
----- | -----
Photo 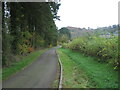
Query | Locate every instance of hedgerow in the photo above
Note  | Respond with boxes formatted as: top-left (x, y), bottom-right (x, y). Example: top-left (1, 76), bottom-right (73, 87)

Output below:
top-left (62, 36), bottom-right (119, 69)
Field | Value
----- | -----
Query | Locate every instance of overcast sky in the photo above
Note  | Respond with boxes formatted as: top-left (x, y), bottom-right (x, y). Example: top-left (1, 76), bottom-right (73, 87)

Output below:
top-left (55, 0), bottom-right (119, 29)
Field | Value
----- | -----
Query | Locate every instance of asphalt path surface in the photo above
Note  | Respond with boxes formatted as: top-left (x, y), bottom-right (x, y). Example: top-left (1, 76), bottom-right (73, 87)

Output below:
top-left (3, 48), bottom-right (58, 88)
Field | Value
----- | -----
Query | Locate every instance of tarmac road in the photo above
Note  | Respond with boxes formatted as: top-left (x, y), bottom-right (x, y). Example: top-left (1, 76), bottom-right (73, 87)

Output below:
top-left (3, 48), bottom-right (58, 88)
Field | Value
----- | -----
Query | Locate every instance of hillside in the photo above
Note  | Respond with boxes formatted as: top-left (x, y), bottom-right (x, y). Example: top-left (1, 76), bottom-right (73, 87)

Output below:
top-left (65, 26), bottom-right (93, 38)
top-left (93, 25), bottom-right (119, 35)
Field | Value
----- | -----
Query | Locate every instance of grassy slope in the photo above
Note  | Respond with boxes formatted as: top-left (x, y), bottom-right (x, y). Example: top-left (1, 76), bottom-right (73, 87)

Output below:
top-left (3, 49), bottom-right (47, 80)
top-left (57, 48), bottom-right (118, 88)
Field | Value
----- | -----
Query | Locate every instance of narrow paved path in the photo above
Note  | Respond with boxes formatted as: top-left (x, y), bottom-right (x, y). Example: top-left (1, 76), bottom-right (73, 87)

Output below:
top-left (3, 48), bottom-right (58, 88)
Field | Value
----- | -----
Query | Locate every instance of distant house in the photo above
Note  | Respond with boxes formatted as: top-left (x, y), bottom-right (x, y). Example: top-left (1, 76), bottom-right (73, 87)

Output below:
top-left (100, 33), bottom-right (111, 38)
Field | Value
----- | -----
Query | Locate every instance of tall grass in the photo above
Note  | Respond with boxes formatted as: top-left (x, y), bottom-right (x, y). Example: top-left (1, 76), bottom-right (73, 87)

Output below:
top-left (62, 36), bottom-right (119, 69)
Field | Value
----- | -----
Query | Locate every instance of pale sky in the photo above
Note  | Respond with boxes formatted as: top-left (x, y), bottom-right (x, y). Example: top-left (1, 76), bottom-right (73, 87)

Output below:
top-left (55, 0), bottom-right (120, 29)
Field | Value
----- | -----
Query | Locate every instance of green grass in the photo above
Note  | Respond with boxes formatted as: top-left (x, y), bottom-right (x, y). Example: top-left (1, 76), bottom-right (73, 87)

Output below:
top-left (57, 48), bottom-right (118, 88)
top-left (2, 49), bottom-right (47, 80)
top-left (57, 49), bottom-right (96, 88)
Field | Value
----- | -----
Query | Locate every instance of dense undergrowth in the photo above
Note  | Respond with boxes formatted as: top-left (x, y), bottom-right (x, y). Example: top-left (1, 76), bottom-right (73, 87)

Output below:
top-left (62, 36), bottom-right (119, 69)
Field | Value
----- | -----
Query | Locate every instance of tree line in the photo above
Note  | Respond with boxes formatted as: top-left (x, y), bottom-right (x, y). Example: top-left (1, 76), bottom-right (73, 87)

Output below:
top-left (2, 2), bottom-right (60, 66)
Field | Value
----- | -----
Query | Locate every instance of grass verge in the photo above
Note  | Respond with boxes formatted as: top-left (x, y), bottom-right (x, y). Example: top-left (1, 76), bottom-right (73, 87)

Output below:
top-left (2, 49), bottom-right (48, 80)
top-left (57, 48), bottom-right (118, 88)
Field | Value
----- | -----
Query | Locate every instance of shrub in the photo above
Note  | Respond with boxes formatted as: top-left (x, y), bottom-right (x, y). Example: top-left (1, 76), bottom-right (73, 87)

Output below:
top-left (63, 36), bottom-right (118, 69)
top-left (28, 47), bottom-right (34, 53)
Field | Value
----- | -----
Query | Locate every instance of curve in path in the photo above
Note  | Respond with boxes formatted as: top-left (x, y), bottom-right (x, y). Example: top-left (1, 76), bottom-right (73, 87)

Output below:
top-left (3, 48), bottom-right (58, 88)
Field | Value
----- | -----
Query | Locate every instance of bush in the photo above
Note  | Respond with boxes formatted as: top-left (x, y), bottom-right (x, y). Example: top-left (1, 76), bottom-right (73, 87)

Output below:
top-left (18, 44), bottom-right (28, 55)
top-left (28, 47), bottom-right (34, 53)
top-left (63, 36), bottom-right (119, 69)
